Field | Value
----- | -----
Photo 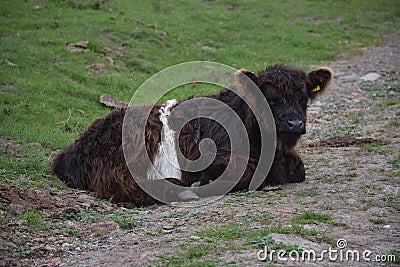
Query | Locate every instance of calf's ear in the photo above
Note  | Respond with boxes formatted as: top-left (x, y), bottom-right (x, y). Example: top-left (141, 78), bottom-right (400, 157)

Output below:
top-left (235, 68), bottom-right (258, 90)
top-left (307, 67), bottom-right (333, 100)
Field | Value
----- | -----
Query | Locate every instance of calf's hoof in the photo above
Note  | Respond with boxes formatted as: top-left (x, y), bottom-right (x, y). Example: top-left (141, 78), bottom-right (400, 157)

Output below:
top-left (290, 158), bottom-right (305, 183)
top-left (178, 190), bottom-right (200, 201)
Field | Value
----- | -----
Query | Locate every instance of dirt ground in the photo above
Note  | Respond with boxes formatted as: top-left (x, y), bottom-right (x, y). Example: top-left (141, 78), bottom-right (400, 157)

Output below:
top-left (1, 33), bottom-right (399, 266)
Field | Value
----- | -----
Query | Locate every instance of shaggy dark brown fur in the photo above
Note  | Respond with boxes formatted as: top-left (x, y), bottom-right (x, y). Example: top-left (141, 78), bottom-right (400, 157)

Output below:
top-left (52, 65), bottom-right (333, 207)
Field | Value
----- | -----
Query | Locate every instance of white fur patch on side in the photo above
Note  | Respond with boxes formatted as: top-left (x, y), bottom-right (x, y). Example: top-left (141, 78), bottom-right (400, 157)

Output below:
top-left (146, 99), bottom-right (182, 181)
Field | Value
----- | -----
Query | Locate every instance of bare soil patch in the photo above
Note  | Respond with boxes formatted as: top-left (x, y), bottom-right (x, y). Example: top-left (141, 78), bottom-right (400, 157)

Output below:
top-left (309, 136), bottom-right (390, 148)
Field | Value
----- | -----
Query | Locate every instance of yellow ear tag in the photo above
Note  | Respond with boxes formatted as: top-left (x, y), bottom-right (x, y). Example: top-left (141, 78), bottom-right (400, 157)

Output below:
top-left (311, 85), bottom-right (320, 93)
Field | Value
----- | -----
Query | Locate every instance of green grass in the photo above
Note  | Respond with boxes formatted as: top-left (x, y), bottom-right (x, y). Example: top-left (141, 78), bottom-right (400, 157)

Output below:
top-left (368, 218), bottom-right (385, 225)
top-left (156, 222), bottom-right (334, 266)
top-left (156, 255), bottom-right (221, 267)
top-left (296, 188), bottom-right (319, 197)
top-left (104, 210), bottom-right (142, 229)
top-left (292, 210), bottom-right (346, 227)
top-left (248, 224), bottom-right (335, 247)
top-left (0, 215), bottom-right (6, 234)
top-left (241, 213), bottom-right (273, 223)
top-left (50, 223), bottom-right (80, 237)
top-left (0, 215), bottom-right (6, 225)
top-left (246, 234), bottom-right (305, 262)
top-left (389, 156), bottom-right (400, 169)
top-left (183, 243), bottom-right (217, 259)
top-left (10, 245), bottom-right (31, 257)
top-left (197, 223), bottom-right (335, 247)
top-left (1, 0), bottom-right (399, 189)
top-left (162, 211), bottom-right (190, 219)
top-left (228, 190), bottom-right (280, 206)
top-left (233, 190), bottom-right (266, 197)
top-left (196, 225), bottom-right (248, 242)
top-left (389, 250), bottom-right (400, 264)
top-left (14, 204), bottom-right (143, 239)
top-left (0, 141), bottom-right (65, 189)
top-left (360, 71), bottom-right (400, 99)
top-left (383, 195), bottom-right (400, 211)
top-left (59, 206), bottom-right (144, 229)
top-left (247, 234), bottom-right (300, 252)
top-left (362, 143), bottom-right (393, 155)
top-left (345, 172), bottom-right (359, 179)
top-left (389, 118), bottom-right (400, 127)
top-left (329, 124), bottom-right (361, 138)
top-left (360, 183), bottom-right (380, 195)
top-left (19, 210), bottom-right (49, 232)
top-left (155, 242), bottom-right (225, 266)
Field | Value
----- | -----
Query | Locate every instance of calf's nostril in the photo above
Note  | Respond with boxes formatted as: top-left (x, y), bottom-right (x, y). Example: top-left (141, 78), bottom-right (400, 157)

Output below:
top-left (287, 120), bottom-right (304, 132)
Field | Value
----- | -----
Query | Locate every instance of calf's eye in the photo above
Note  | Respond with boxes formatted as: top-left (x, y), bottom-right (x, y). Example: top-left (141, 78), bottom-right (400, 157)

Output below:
top-left (268, 98), bottom-right (283, 107)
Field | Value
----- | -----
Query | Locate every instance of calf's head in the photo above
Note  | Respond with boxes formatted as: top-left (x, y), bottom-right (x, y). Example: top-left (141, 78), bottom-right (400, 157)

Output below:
top-left (240, 65), bottom-right (333, 147)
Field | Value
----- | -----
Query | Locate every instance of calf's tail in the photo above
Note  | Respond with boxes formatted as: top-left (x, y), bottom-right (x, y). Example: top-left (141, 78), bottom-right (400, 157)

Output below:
top-left (51, 146), bottom-right (89, 190)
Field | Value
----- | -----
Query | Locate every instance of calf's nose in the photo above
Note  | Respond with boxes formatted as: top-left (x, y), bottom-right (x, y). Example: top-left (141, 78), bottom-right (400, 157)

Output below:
top-left (287, 119), bottom-right (305, 133)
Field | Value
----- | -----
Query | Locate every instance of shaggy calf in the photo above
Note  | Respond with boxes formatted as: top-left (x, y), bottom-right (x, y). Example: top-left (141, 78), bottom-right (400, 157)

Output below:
top-left (52, 65), bottom-right (332, 207)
